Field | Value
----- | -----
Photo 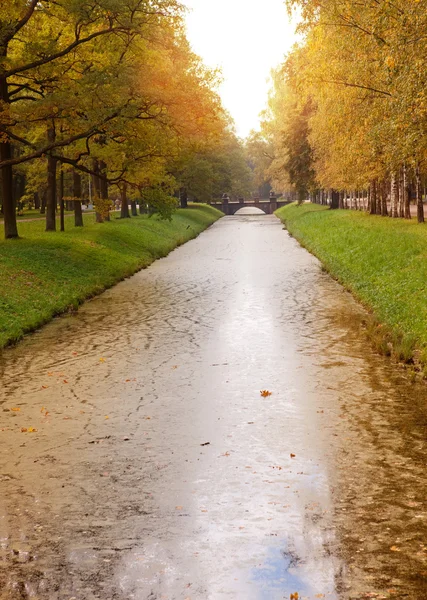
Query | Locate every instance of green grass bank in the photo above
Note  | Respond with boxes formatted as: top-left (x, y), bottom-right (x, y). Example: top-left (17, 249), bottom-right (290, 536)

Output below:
top-left (276, 203), bottom-right (427, 369)
top-left (0, 204), bottom-right (222, 349)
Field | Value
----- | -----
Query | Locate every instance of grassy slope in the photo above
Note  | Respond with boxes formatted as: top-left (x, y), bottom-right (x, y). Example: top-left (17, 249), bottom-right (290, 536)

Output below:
top-left (0, 204), bottom-right (222, 348)
top-left (276, 203), bottom-right (427, 364)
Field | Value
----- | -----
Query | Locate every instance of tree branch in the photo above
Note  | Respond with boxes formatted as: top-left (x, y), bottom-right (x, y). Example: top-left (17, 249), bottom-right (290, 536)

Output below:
top-left (6, 26), bottom-right (127, 78)
top-left (4, 0), bottom-right (38, 44)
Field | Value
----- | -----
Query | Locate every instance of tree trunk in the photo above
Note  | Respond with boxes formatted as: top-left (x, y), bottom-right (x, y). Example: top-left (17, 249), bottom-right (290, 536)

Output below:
top-left (330, 190), bottom-right (339, 209)
top-left (73, 170), bottom-right (83, 227)
top-left (380, 181), bottom-right (388, 216)
top-left (391, 172), bottom-right (398, 218)
top-left (34, 192), bottom-right (40, 210)
top-left (369, 180), bottom-right (377, 215)
top-left (0, 52), bottom-right (18, 238)
top-left (59, 167), bottom-right (65, 231)
top-left (99, 160), bottom-right (110, 221)
top-left (120, 183), bottom-right (130, 218)
top-left (45, 125), bottom-right (57, 231)
top-left (0, 141), bottom-right (17, 238)
top-left (131, 200), bottom-right (137, 216)
top-left (92, 160), bottom-right (103, 223)
top-left (40, 192), bottom-right (46, 214)
top-left (416, 163), bottom-right (424, 224)
top-left (139, 201), bottom-right (146, 214)
top-left (180, 188), bottom-right (188, 209)
top-left (403, 164), bottom-right (411, 219)
top-left (398, 168), bottom-right (405, 218)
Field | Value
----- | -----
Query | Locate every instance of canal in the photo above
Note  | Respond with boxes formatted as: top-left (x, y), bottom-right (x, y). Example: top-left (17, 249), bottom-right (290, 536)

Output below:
top-left (0, 214), bottom-right (426, 599)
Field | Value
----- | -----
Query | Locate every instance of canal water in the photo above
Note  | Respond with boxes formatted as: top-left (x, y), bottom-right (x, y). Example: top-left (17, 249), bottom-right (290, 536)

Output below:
top-left (0, 215), bottom-right (426, 600)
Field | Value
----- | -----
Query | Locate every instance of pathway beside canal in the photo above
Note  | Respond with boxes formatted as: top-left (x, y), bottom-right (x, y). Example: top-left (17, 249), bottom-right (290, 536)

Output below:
top-left (0, 215), bottom-right (426, 600)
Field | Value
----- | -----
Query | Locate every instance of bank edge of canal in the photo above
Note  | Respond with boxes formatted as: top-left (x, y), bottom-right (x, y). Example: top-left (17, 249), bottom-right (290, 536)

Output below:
top-left (276, 202), bottom-right (427, 374)
top-left (0, 204), bottom-right (223, 350)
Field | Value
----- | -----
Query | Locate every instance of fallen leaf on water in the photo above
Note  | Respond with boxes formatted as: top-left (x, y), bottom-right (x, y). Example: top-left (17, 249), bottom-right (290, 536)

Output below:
top-left (221, 452), bottom-right (230, 457)
top-left (172, 365), bottom-right (178, 370)
top-left (175, 506), bottom-right (183, 510)
top-left (10, 408), bottom-right (20, 412)
top-left (260, 390), bottom-right (272, 398)
top-left (41, 385), bottom-right (48, 390)
top-left (290, 453), bottom-right (296, 458)
top-left (99, 357), bottom-right (106, 363)
top-left (390, 546), bottom-right (401, 552)
top-left (21, 427), bottom-right (37, 433)
top-left (105, 416), bottom-right (109, 420)
top-left (315, 595), bottom-right (325, 599)
top-left (290, 593), bottom-right (299, 600)
top-left (63, 380), bottom-right (68, 384)
top-left (72, 352), bottom-right (78, 356)
top-left (200, 442), bottom-right (210, 447)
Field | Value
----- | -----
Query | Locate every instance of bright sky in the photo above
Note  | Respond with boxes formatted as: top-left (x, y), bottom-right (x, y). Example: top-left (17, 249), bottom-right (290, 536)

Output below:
top-left (184, 0), bottom-right (298, 138)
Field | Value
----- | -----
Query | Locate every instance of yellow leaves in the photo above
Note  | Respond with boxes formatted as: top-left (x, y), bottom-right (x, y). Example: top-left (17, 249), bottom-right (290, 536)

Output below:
top-left (385, 56), bottom-right (396, 69)
top-left (10, 407), bottom-right (20, 412)
top-left (390, 545), bottom-right (401, 552)
top-left (260, 390), bottom-right (272, 398)
top-left (290, 593), bottom-right (299, 600)
top-left (21, 427), bottom-right (37, 433)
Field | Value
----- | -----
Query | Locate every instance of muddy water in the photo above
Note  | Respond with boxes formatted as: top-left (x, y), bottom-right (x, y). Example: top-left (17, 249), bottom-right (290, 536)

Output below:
top-left (0, 215), bottom-right (426, 600)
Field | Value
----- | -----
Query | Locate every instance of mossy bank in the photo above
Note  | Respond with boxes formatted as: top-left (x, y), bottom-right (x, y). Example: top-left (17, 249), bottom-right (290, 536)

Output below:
top-left (276, 203), bottom-right (427, 371)
top-left (0, 204), bottom-right (222, 349)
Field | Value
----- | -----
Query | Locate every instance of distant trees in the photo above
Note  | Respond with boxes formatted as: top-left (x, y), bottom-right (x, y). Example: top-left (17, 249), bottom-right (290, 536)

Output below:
top-left (0, 1), bottom-right (248, 238)
top-left (257, 0), bottom-right (427, 219)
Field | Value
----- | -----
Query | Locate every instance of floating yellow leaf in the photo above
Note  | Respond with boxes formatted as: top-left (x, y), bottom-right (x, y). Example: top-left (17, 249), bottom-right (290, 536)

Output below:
top-left (10, 407), bottom-right (20, 412)
top-left (260, 390), bottom-right (272, 398)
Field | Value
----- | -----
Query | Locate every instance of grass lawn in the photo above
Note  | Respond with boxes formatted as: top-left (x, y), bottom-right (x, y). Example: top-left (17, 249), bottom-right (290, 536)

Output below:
top-left (276, 203), bottom-right (427, 368)
top-left (0, 204), bottom-right (222, 348)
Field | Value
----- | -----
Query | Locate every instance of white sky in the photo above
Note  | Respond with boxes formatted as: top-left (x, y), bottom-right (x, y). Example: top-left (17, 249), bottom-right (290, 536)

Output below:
top-left (183, 0), bottom-right (298, 138)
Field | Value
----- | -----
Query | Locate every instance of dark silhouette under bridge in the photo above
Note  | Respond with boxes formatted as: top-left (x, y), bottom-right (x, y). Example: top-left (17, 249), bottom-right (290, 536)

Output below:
top-left (208, 194), bottom-right (291, 215)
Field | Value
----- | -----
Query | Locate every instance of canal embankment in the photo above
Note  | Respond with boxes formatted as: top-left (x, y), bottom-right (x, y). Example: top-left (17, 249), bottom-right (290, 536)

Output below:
top-left (0, 204), bottom-right (222, 348)
top-left (276, 202), bottom-right (427, 371)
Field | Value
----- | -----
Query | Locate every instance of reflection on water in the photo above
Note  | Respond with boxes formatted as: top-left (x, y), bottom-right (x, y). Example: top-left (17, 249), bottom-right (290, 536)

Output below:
top-left (0, 215), bottom-right (426, 599)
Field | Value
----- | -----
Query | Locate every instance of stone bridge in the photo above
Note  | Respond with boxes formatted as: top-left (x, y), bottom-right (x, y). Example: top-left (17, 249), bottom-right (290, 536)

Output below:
top-left (208, 195), bottom-right (291, 216)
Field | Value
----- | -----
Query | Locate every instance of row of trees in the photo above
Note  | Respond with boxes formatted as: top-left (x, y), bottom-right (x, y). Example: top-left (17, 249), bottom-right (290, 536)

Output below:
top-left (250, 0), bottom-right (427, 222)
top-left (0, 0), bottom-right (252, 238)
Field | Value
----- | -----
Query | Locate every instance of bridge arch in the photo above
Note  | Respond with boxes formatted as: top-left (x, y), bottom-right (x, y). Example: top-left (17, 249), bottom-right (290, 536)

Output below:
top-left (234, 207), bottom-right (266, 215)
